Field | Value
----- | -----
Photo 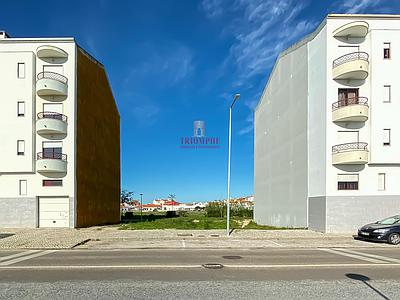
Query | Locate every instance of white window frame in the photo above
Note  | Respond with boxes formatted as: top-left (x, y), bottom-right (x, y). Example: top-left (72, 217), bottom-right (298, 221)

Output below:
top-left (383, 129), bottom-right (391, 146)
top-left (383, 85), bottom-right (391, 103)
top-left (17, 101), bottom-right (25, 117)
top-left (17, 140), bottom-right (25, 156)
top-left (19, 180), bottom-right (27, 196)
top-left (383, 42), bottom-right (391, 59)
top-left (378, 173), bottom-right (386, 191)
top-left (17, 63), bottom-right (25, 79)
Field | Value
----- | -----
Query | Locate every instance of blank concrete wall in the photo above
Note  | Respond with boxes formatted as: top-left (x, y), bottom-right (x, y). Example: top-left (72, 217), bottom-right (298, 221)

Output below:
top-left (76, 47), bottom-right (120, 227)
top-left (254, 43), bottom-right (308, 228)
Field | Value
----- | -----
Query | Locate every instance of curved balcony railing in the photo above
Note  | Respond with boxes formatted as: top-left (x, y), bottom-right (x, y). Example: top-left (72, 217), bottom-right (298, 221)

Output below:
top-left (37, 112), bottom-right (68, 123)
top-left (332, 97), bottom-right (368, 111)
top-left (332, 142), bottom-right (368, 154)
top-left (332, 52), bottom-right (369, 69)
top-left (37, 152), bottom-right (67, 161)
top-left (37, 71), bottom-right (68, 85)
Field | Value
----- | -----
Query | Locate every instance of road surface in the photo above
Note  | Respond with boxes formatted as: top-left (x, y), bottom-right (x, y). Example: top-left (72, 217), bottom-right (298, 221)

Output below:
top-left (1, 248), bottom-right (400, 299)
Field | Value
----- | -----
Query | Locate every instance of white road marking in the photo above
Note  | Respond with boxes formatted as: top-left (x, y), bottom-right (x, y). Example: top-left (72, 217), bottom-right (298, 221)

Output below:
top-left (266, 240), bottom-right (283, 247)
top-left (0, 250), bottom-right (56, 266)
top-left (320, 248), bottom-right (388, 264)
top-left (0, 263), bottom-right (399, 270)
top-left (336, 248), bottom-right (400, 264)
top-left (181, 240), bottom-right (186, 248)
top-left (0, 250), bottom-right (41, 262)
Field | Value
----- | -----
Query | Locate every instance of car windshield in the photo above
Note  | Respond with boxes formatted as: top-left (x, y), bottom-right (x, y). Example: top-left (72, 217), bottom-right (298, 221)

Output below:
top-left (377, 216), bottom-right (400, 225)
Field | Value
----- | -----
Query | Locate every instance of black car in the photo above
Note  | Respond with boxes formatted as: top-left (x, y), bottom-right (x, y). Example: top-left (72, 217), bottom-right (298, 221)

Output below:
top-left (357, 215), bottom-right (400, 245)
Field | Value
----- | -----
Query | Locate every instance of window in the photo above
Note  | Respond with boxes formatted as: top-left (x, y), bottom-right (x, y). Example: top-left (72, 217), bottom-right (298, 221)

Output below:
top-left (338, 174), bottom-right (359, 190)
top-left (19, 180), bottom-right (27, 196)
top-left (17, 101), bottom-right (25, 117)
top-left (17, 63), bottom-right (25, 78)
top-left (378, 173), bottom-right (386, 191)
top-left (43, 180), bottom-right (63, 187)
top-left (384, 43), bottom-right (391, 59)
top-left (17, 140), bottom-right (25, 155)
top-left (383, 85), bottom-right (391, 103)
top-left (383, 129), bottom-right (391, 146)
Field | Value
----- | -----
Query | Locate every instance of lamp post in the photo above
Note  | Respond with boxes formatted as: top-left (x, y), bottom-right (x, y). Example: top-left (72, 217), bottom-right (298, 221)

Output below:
top-left (227, 93), bottom-right (240, 237)
top-left (140, 193), bottom-right (143, 222)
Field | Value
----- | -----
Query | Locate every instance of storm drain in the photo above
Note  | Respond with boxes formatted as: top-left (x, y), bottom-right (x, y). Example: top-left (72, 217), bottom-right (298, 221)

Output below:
top-left (202, 263), bottom-right (224, 269)
top-left (222, 255), bottom-right (242, 260)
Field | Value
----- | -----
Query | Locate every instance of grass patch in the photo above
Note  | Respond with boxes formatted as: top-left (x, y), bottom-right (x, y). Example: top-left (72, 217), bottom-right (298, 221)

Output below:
top-left (120, 212), bottom-right (288, 230)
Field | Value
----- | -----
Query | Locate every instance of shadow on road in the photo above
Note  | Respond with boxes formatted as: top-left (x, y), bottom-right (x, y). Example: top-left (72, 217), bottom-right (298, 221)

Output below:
top-left (0, 234), bottom-right (14, 240)
top-left (346, 273), bottom-right (390, 300)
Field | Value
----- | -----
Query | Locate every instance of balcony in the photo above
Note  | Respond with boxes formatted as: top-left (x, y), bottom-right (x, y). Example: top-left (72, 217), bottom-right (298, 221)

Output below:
top-left (36, 112), bottom-right (68, 137)
top-left (37, 45), bottom-right (68, 60)
top-left (36, 152), bottom-right (67, 175)
top-left (332, 97), bottom-right (369, 122)
top-left (332, 142), bottom-right (368, 165)
top-left (36, 71), bottom-right (68, 98)
top-left (332, 52), bottom-right (369, 80)
top-left (333, 21), bottom-right (369, 39)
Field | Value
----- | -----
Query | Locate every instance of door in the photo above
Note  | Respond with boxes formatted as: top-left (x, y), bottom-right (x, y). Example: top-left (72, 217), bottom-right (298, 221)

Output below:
top-left (43, 103), bottom-right (63, 114)
top-left (43, 65), bottom-right (64, 75)
top-left (338, 89), bottom-right (359, 107)
top-left (337, 131), bottom-right (359, 145)
top-left (39, 197), bottom-right (69, 228)
top-left (42, 141), bottom-right (62, 159)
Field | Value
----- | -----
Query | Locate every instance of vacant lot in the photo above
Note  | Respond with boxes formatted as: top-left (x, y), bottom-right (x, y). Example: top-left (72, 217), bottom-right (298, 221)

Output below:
top-left (120, 212), bottom-right (285, 230)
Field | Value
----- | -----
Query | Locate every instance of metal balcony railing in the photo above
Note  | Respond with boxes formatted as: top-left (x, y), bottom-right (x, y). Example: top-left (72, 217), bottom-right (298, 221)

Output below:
top-left (332, 142), bottom-right (368, 154)
top-left (37, 152), bottom-right (67, 161)
top-left (332, 97), bottom-right (368, 111)
top-left (332, 52), bottom-right (369, 69)
top-left (37, 71), bottom-right (68, 85)
top-left (37, 112), bottom-right (68, 123)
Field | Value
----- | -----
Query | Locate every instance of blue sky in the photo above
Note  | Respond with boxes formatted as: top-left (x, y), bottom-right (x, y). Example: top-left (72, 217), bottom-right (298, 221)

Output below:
top-left (1, 0), bottom-right (400, 203)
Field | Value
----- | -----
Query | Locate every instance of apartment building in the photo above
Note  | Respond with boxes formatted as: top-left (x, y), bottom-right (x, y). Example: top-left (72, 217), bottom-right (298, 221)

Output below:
top-left (0, 31), bottom-right (120, 228)
top-left (254, 14), bottom-right (400, 232)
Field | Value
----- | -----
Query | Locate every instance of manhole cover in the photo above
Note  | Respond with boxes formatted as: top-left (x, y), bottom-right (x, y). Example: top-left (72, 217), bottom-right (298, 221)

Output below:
top-left (222, 255), bottom-right (242, 260)
top-left (177, 233), bottom-right (193, 237)
top-left (202, 263), bottom-right (224, 269)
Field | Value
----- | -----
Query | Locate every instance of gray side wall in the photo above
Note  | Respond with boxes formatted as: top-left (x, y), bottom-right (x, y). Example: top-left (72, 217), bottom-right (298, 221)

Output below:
top-left (254, 44), bottom-right (308, 228)
top-left (308, 196), bottom-right (326, 232)
top-left (326, 195), bottom-right (400, 232)
top-left (0, 198), bottom-right (37, 228)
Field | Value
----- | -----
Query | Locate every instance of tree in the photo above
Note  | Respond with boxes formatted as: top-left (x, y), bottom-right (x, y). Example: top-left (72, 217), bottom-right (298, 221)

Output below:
top-left (121, 190), bottom-right (134, 203)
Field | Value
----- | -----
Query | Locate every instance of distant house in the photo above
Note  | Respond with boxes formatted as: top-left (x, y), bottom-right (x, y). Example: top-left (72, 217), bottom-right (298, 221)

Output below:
top-left (141, 204), bottom-right (162, 212)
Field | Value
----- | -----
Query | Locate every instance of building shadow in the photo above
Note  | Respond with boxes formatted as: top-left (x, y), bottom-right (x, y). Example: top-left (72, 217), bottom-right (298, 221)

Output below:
top-left (0, 233), bottom-right (14, 240)
top-left (345, 273), bottom-right (390, 300)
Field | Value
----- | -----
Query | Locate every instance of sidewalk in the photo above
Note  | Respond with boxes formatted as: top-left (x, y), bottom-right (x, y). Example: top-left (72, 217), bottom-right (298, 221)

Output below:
top-left (0, 226), bottom-right (393, 250)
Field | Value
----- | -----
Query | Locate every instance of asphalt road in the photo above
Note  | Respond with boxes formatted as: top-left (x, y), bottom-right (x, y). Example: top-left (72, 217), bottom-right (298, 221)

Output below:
top-left (1, 248), bottom-right (400, 299)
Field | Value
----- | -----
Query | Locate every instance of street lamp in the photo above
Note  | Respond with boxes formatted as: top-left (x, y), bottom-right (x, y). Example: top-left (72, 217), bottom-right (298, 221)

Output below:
top-left (227, 93), bottom-right (240, 237)
top-left (140, 193), bottom-right (143, 222)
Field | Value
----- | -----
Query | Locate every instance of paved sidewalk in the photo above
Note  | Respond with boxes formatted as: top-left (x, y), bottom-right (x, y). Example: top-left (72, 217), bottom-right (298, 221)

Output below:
top-left (0, 227), bottom-right (394, 249)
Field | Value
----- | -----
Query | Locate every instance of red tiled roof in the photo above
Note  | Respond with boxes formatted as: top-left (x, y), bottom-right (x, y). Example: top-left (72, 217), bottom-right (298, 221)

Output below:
top-left (142, 204), bottom-right (161, 208)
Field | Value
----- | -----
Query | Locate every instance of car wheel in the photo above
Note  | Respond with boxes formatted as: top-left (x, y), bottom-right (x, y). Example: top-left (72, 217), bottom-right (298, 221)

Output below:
top-left (388, 233), bottom-right (400, 245)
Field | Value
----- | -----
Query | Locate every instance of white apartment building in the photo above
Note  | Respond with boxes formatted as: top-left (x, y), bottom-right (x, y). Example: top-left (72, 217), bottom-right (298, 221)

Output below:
top-left (254, 14), bottom-right (400, 232)
top-left (0, 31), bottom-right (120, 228)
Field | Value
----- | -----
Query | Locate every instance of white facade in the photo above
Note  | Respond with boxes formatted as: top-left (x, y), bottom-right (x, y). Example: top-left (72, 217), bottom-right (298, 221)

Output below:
top-left (254, 15), bottom-right (400, 233)
top-left (0, 33), bottom-right (76, 228)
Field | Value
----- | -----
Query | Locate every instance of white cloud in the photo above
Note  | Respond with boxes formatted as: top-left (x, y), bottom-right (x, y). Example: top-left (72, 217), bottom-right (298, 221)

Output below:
top-left (334, 0), bottom-right (381, 13)
top-left (201, 0), bottom-right (315, 135)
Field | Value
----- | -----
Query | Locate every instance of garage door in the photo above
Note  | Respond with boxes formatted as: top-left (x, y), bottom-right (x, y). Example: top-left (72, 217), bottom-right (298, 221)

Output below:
top-left (39, 197), bottom-right (70, 228)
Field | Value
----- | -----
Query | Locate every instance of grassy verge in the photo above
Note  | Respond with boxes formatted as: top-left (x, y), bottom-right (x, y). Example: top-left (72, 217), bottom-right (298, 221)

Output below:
top-left (119, 212), bottom-right (287, 230)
